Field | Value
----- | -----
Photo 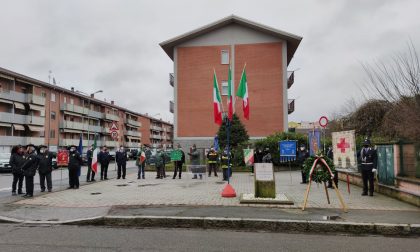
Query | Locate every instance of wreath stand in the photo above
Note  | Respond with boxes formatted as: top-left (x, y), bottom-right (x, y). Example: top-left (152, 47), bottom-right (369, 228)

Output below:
top-left (302, 156), bottom-right (348, 212)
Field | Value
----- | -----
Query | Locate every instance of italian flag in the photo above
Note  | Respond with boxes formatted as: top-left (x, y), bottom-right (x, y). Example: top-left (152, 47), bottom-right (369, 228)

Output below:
top-left (213, 71), bottom-right (223, 125)
top-left (244, 149), bottom-right (254, 166)
top-left (237, 65), bottom-right (249, 120)
top-left (139, 150), bottom-right (146, 163)
top-left (91, 136), bottom-right (99, 173)
top-left (227, 65), bottom-right (235, 121)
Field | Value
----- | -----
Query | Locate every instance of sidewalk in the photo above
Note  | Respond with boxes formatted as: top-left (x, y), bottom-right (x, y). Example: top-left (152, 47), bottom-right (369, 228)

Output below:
top-left (0, 170), bottom-right (419, 235)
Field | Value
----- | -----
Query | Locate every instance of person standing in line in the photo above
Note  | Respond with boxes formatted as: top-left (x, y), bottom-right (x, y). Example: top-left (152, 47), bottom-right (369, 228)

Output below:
top-left (21, 144), bottom-right (39, 198)
top-left (172, 144), bottom-right (185, 179)
top-left (262, 148), bottom-right (272, 163)
top-left (99, 146), bottom-right (111, 180)
top-left (360, 139), bottom-right (378, 196)
top-left (10, 145), bottom-right (25, 196)
top-left (297, 144), bottom-right (310, 184)
top-left (136, 147), bottom-right (146, 179)
top-left (37, 145), bottom-right (53, 192)
top-left (155, 149), bottom-right (164, 179)
top-left (221, 148), bottom-right (233, 181)
top-left (206, 147), bottom-right (218, 177)
top-left (68, 145), bottom-right (82, 189)
top-left (188, 144), bottom-right (202, 179)
top-left (86, 144), bottom-right (95, 182)
top-left (116, 146), bottom-right (128, 179)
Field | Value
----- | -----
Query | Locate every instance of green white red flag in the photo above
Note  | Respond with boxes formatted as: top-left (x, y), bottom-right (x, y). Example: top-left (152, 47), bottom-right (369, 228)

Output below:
top-left (243, 149), bottom-right (254, 166)
top-left (213, 71), bottom-right (223, 125)
top-left (237, 65), bottom-right (249, 120)
top-left (139, 151), bottom-right (146, 163)
top-left (227, 65), bottom-right (235, 121)
top-left (91, 136), bottom-right (98, 173)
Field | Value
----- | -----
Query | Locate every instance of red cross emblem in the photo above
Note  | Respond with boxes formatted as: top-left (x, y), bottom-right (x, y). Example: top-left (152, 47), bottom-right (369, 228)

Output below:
top-left (337, 138), bottom-right (350, 153)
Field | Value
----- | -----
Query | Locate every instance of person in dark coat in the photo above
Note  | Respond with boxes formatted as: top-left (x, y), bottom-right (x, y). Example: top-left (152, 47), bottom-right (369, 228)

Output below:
top-left (262, 148), bottom-right (272, 163)
top-left (297, 144), bottom-right (310, 184)
top-left (155, 149), bottom-right (165, 179)
top-left (326, 146), bottom-right (338, 188)
top-left (10, 145), bottom-right (25, 196)
top-left (99, 146), bottom-right (111, 180)
top-left (116, 146), bottom-right (128, 179)
top-left (21, 144), bottom-right (39, 197)
top-left (206, 146), bottom-right (218, 177)
top-left (360, 139), bottom-right (378, 196)
top-left (172, 144), bottom-right (185, 179)
top-left (37, 145), bottom-right (53, 192)
top-left (86, 144), bottom-right (95, 182)
top-left (68, 145), bottom-right (82, 189)
top-left (188, 144), bottom-right (202, 179)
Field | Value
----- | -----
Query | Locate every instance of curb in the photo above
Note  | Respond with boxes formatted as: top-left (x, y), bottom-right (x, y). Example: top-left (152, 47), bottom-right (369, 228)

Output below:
top-left (67, 215), bottom-right (420, 236)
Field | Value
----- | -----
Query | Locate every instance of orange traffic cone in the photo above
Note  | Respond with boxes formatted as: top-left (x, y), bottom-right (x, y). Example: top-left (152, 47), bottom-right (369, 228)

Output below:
top-left (221, 183), bottom-right (237, 197)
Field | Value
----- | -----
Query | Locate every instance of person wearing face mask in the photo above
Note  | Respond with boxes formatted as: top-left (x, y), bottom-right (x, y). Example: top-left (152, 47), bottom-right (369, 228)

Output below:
top-left (297, 144), bottom-right (310, 184)
top-left (188, 144), bottom-right (202, 179)
top-left (86, 144), bottom-right (95, 182)
top-left (172, 144), bottom-right (185, 179)
top-left (99, 146), bottom-right (111, 180)
top-left (37, 145), bottom-right (53, 192)
top-left (116, 146), bottom-right (128, 179)
top-left (20, 144), bottom-right (39, 197)
top-left (360, 139), bottom-right (378, 196)
top-left (10, 145), bottom-right (26, 196)
top-left (221, 147), bottom-right (233, 181)
top-left (68, 145), bottom-right (82, 189)
top-left (206, 146), bottom-right (218, 177)
top-left (155, 149), bottom-right (165, 179)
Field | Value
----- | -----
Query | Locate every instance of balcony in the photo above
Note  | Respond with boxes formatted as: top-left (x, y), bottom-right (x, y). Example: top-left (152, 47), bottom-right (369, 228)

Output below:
top-left (169, 73), bottom-right (174, 87)
top-left (150, 134), bottom-right (162, 140)
top-left (125, 118), bottom-right (141, 127)
top-left (150, 125), bottom-right (163, 131)
top-left (27, 94), bottom-right (46, 105)
top-left (105, 140), bottom-right (118, 147)
top-left (124, 130), bottom-right (142, 137)
top-left (60, 120), bottom-right (86, 131)
top-left (169, 100), bottom-right (174, 113)
top-left (60, 103), bottom-right (88, 115)
top-left (104, 113), bottom-right (119, 121)
top-left (88, 110), bottom-right (104, 119)
top-left (126, 142), bottom-right (141, 148)
top-left (287, 71), bottom-right (295, 89)
top-left (0, 91), bottom-right (46, 105)
top-left (88, 125), bottom-right (102, 133)
top-left (0, 136), bottom-right (45, 146)
top-left (0, 112), bottom-right (45, 126)
top-left (288, 99), bottom-right (295, 114)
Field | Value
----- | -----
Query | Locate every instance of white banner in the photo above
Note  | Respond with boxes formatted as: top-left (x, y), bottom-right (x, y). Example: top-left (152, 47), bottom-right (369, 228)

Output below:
top-left (254, 163), bottom-right (274, 181)
top-left (332, 130), bottom-right (357, 170)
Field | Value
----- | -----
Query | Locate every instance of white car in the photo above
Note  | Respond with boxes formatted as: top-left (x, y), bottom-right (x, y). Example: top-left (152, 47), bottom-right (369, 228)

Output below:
top-left (0, 153), bottom-right (11, 173)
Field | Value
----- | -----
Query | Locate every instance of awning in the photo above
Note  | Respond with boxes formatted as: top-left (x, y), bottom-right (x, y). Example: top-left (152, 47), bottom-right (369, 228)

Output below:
top-left (0, 98), bottom-right (13, 104)
top-left (14, 102), bottom-right (25, 110)
top-left (13, 124), bottom-right (25, 131)
top-left (128, 136), bottom-right (141, 140)
top-left (28, 125), bottom-right (45, 132)
top-left (63, 111), bottom-right (83, 117)
top-left (29, 104), bottom-right (45, 112)
top-left (0, 122), bottom-right (12, 127)
top-left (61, 129), bottom-right (82, 134)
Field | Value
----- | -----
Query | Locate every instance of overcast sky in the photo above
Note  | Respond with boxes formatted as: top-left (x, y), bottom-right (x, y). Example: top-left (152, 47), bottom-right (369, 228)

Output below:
top-left (1, 0), bottom-right (419, 123)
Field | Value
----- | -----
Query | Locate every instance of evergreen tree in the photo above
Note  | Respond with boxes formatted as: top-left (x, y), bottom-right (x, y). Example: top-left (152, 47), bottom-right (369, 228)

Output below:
top-left (217, 114), bottom-right (249, 149)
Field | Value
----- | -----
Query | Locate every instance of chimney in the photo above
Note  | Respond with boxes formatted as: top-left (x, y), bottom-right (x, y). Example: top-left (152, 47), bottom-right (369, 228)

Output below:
top-left (71, 87), bottom-right (74, 92)
top-left (90, 94), bottom-right (94, 98)
top-left (111, 100), bottom-right (114, 105)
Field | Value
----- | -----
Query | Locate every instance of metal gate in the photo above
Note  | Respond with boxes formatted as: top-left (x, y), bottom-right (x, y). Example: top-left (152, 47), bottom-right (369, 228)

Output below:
top-left (377, 145), bottom-right (395, 186)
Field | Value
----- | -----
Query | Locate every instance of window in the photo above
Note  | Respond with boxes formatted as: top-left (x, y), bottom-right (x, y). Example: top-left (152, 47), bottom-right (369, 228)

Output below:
top-left (70, 98), bottom-right (74, 105)
top-left (221, 50), bottom-right (229, 64)
top-left (64, 97), bottom-right (67, 103)
top-left (41, 91), bottom-right (46, 98)
top-left (50, 130), bottom-right (55, 138)
top-left (51, 93), bottom-right (56, 102)
top-left (51, 111), bottom-right (56, 120)
top-left (221, 81), bottom-right (228, 96)
top-left (40, 130), bottom-right (45, 137)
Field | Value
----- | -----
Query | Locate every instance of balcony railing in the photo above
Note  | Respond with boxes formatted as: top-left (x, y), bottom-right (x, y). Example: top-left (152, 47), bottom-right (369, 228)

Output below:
top-left (126, 142), bottom-right (141, 148)
top-left (169, 100), bottom-right (174, 113)
top-left (150, 125), bottom-right (163, 131)
top-left (88, 125), bottom-right (102, 133)
top-left (169, 73), bottom-right (174, 87)
top-left (287, 71), bottom-right (295, 89)
top-left (0, 112), bottom-right (45, 126)
top-left (0, 90), bottom-right (26, 103)
top-left (125, 118), bottom-right (141, 127)
top-left (288, 99), bottom-right (295, 114)
top-left (0, 136), bottom-right (45, 146)
top-left (60, 120), bottom-right (86, 131)
top-left (124, 130), bottom-right (142, 137)
top-left (27, 94), bottom-right (46, 105)
top-left (88, 110), bottom-right (104, 119)
top-left (105, 140), bottom-right (118, 147)
top-left (60, 103), bottom-right (89, 115)
top-left (150, 134), bottom-right (162, 140)
top-left (104, 113), bottom-right (119, 121)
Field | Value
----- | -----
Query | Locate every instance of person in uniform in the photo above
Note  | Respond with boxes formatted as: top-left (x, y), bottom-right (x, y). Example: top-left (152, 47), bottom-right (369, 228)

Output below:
top-left (21, 144), bottom-right (39, 197)
top-left (99, 146), bottom-right (111, 180)
top-left (37, 145), bottom-right (53, 192)
top-left (360, 139), bottom-right (378, 196)
top-left (207, 147), bottom-right (218, 177)
top-left (172, 144), bottom-right (185, 179)
top-left (86, 144), bottom-right (95, 182)
top-left (297, 144), bottom-right (310, 184)
top-left (68, 145), bottom-right (82, 189)
top-left (116, 146), bottom-right (128, 179)
top-left (188, 144), bottom-right (202, 179)
top-left (136, 147), bottom-right (146, 179)
top-left (221, 148), bottom-right (233, 181)
top-left (10, 145), bottom-right (25, 196)
top-left (155, 149), bottom-right (164, 179)
top-left (262, 148), bottom-right (272, 163)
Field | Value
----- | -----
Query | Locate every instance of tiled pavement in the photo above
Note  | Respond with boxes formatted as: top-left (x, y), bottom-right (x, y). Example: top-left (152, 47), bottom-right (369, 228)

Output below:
top-left (14, 171), bottom-right (419, 211)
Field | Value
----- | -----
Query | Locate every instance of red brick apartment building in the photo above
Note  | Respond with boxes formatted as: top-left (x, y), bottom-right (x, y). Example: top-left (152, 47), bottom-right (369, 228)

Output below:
top-left (0, 67), bottom-right (173, 153)
top-left (160, 15), bottom-right (301, 149)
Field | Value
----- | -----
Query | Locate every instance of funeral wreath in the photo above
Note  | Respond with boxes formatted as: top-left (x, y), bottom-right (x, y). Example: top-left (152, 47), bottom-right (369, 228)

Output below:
top-left (303, 155), bottom-right (335, 184)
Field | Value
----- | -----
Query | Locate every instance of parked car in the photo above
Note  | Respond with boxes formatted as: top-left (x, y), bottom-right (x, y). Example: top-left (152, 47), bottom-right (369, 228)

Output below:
top-left (0, 153), bottom-right (11, 172)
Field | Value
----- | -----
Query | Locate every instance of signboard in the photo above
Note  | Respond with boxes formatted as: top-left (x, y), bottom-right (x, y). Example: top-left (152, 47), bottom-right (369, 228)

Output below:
top-left (170, 149), bottom-right (183, 162)
top-left (308, 129), bottom-right (321, 156)
top-left (279, 140), bottom-right (297, 162)
top-left (110, 122), bottom-right (119, 140)
top-left (332, 130), bottom-right (357, 170)
top-left (255, 163), bottom-right (274, 181)
top-left (57, 150), bottom-right (69, 166)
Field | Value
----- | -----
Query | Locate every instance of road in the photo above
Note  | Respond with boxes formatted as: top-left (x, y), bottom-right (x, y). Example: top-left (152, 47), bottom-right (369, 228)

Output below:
top-left (0, 161), bottom-right (138, 199)
top-left (0, 224), bottom-right (417, 252)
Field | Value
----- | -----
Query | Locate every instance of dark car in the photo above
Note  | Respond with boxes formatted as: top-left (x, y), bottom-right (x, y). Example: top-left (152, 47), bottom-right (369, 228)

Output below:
top-left (0, 153), bottom-right (12, 172)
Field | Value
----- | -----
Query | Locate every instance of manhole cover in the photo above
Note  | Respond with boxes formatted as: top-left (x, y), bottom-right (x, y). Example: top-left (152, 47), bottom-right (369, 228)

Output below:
top-left (91, 192), bottom-right (102, 195)
top-left (116, 184), bottom-right (128, 187)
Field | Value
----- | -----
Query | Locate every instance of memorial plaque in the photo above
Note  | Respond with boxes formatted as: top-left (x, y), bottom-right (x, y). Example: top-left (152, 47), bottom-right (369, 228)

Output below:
top-left (255, 163), bottom-right (274, 181)
top-left (254, 163), bottom-right (275, 198)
